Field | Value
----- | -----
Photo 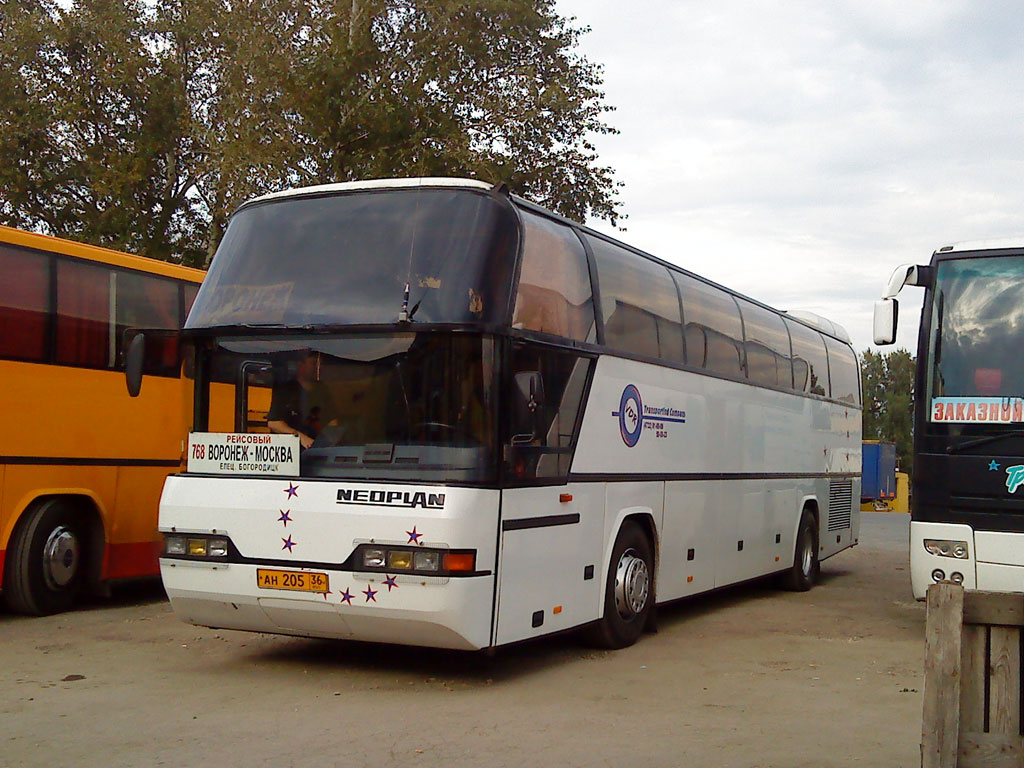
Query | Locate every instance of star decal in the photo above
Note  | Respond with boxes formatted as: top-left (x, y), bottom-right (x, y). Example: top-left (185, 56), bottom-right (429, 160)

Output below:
top-left (284, 482), bottom-right (299, 499)
top-left (406, 526), bottom-right (423, 544)
top-left (339, 588), bottom-right (354, 605)
top-left (363, 585), bottom-right (378, 602)
top-left (281, 535), bottom-right (296, 552)
top-left (989, 460), bottom-right (1001, 471)
top-left (383, 575), bottom-right (399, 592)
top-left (321, 588), bottom-right (332, 600)
top-left (278, 509), bottom-right (292, 526)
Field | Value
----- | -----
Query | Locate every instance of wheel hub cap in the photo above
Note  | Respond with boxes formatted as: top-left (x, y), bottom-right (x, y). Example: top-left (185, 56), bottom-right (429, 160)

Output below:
top-left (614, 548), bottom-right (649, 620)
top-left (43, 526), bottom-right (79, 589)
top-left (801, 530), bottom-right (814, 576)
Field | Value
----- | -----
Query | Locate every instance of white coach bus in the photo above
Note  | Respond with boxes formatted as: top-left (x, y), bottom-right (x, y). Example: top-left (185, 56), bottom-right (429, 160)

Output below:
top-left (135, 178), bottom-right (861, 650)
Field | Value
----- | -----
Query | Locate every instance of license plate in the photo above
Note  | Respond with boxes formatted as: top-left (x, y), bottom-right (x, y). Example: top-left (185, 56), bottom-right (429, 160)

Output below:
top-left (256, 569), bottom-right (329, 593)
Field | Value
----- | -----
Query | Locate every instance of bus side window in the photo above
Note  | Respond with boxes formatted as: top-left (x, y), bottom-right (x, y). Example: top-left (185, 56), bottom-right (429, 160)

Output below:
top-left (0, 245), bottom-right (50, 362)
top-left (505, 344), bottom-right (592, 480)
top-left (737, 299), bottom-right (794, 388)
top-left (825, 337), bottom-right (861, 405)
top-left (512, 212), bottom-right (595, 343)
top-left (674, 272), bottom-right (744, 378)
top-left (115, 271), bottom-right (181, 377)
top-left (56, 258), bottom-right (112, 369)
top-left (589, 236), bottom-right (684, 363)
top-left (786, 319), bottom-right (829, 396)
top-left (182, 283), bottom-right (199, 324)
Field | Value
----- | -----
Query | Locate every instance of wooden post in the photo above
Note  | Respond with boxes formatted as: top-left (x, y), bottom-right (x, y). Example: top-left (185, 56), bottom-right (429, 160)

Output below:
top-left (922, 582), bottom-right (965, 768)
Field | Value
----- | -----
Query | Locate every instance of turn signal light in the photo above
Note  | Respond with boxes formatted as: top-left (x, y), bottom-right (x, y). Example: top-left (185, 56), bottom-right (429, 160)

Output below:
top-left (443, 552), bottom-right (476, 572)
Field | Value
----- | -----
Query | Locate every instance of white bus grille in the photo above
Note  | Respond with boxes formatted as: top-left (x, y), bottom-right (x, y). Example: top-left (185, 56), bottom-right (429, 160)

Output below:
top-left (827, 481), bottom-right (853, 532)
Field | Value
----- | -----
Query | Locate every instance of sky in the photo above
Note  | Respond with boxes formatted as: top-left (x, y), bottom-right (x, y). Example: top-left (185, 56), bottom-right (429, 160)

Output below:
top-left (553, 0), bottom-right (1024, 353)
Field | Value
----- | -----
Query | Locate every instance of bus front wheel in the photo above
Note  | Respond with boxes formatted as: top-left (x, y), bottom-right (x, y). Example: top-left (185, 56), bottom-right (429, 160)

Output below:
top-left (781, 509), bottom-right (820, 592)
top-left (584, 521), bottom-right (654, 649)
top-left (4, 499), bottom-right (88, 615)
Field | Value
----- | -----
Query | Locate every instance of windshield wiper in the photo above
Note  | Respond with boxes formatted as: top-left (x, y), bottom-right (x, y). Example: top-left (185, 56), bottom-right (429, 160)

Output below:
top-left (947, 429), bottom-right (1024, 454)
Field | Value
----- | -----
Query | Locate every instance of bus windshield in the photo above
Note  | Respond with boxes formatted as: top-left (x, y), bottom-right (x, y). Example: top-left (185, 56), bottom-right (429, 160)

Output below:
top-left (204, 333), bottom-right (497, 482)
top-left (926, 255), bottom-right (1024, 419)
top-left (187, 189), bottom-right (519, 329)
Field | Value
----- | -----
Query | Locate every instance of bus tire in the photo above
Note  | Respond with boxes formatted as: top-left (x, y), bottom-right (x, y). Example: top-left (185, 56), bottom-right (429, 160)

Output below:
top-left (584, 521), bottom-right (654, 649)
top-left (4, 499), bottom-right (88, 616)
top-left (782, 509), bottom-right (819, 592)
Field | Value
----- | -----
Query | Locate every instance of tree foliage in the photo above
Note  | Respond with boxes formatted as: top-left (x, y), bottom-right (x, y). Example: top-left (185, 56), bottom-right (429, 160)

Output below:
top-left (861, 348), bottom-right (916, 475)
top-left (0, 0), bottom-right (621, 266)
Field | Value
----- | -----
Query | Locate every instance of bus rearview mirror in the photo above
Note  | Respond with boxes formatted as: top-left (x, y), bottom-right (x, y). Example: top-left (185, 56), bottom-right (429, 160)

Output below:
top-left (514, 371), bottom-right (545, 412)
top-left (873, 299), bottom-right (898, 345)
top-left (512, 371), bottom-right (545, 442)
top-left (126, 333), bottom-right (146, 397)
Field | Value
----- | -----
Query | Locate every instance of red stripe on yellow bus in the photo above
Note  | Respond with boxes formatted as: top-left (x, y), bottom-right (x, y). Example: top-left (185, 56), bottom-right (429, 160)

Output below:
top-left (103, 541), bottom-right (161, 581)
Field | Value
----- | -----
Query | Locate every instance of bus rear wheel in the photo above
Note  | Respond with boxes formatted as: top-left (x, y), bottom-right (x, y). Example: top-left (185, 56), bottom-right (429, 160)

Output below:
top-left (781, 509), bottom-right (819, 592)
top-left (584, 521), bottom-right (654, 649)
top-left (4, 500), bottom-right (88, 616)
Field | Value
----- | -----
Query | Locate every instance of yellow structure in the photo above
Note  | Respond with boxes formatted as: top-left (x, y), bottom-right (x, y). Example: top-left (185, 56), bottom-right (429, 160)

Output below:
top-left (894, 471), bottom-right (910, 514)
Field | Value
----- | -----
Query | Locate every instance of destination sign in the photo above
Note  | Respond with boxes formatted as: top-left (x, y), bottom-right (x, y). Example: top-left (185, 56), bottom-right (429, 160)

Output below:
top-left (931, 397), bottom-right (1024, 424)
top-left (187, 432), bottom-right (300, 476)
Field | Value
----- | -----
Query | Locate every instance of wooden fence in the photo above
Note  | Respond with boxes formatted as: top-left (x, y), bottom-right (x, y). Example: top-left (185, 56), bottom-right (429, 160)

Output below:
top-left (922, 583), bottom-right (1024, 768)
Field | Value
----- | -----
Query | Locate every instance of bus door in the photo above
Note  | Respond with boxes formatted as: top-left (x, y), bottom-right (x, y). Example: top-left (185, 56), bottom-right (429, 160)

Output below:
top-left (493, 348), bottom-right (599, 645)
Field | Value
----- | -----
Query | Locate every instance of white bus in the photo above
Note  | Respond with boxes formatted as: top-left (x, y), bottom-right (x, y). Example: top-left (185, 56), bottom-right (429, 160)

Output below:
top-left (139, 178), bottom-right (861, 650)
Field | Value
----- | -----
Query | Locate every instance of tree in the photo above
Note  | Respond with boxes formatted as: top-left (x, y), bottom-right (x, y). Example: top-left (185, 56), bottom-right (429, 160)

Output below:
top-left (861, 348), bottom-right (916, 475)
top-left (0, 0), bottom-right (621, 266)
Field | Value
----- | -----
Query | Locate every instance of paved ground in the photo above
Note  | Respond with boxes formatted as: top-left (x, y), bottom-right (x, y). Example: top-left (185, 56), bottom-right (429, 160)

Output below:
top-left (1, 513), bottom-right (923, 767)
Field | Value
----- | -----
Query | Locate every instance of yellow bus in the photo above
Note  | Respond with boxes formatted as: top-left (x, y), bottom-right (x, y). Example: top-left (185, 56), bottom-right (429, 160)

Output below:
top-left (0, 225), bottom-right (203, 614)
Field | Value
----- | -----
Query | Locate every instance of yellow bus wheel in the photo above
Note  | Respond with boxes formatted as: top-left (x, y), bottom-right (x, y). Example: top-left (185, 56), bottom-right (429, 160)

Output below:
top-left (4, 500), bottom-right (88, 616)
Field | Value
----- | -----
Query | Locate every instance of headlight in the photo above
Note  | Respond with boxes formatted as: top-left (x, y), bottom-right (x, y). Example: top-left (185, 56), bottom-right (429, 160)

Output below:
top-left (164, 533), bottom-right (230, 559)
top-left (924, 539), bottom-right (969, 559)
top-left (413, 551), bottom-right (440, 572)
top-left (165, 535), bottom-right (187, 555)
top-left (208, 538), bottom-right (229, 557)
top-left (353, 544), bottom-right (475, 575)
top-left (362, 548), bottom-right (386, 568)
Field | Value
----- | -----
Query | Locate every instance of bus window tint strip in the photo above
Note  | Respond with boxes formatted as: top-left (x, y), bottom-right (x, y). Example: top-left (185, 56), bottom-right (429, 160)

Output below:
top-left (0, 245), bottom-right (50, 361)
top-left (56, 258), bottom-right (111, 368)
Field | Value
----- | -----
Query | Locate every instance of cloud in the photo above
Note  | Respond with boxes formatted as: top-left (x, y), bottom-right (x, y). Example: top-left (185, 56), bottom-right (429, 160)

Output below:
top-left (558, 0), bottom-right (1024, 353)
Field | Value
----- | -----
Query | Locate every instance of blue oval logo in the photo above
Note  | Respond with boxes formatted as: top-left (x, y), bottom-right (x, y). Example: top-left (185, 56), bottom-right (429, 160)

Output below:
top-left (618, 385), bottom-right (643, 447)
